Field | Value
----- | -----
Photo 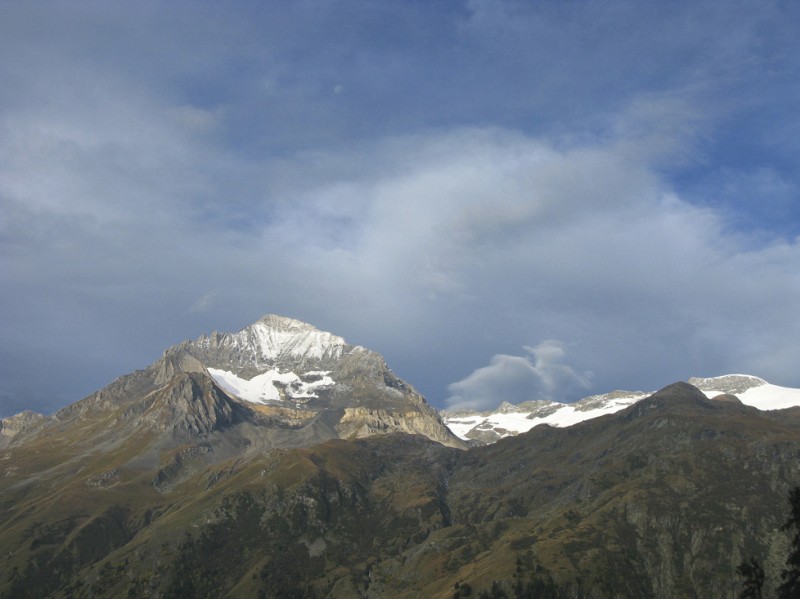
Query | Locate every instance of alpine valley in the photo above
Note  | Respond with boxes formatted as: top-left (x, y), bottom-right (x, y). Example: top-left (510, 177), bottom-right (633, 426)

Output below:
top-left (2, 315), bottom-right (800, 598)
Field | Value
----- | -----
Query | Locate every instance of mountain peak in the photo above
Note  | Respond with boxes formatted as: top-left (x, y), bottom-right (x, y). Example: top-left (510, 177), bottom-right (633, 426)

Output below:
top-left (253, 314), bottom-right (320, 331)
top-left (245, 316), bottom-right (346, 361)
top-left (687, 374), bottom-right (767, 395)
top-left (3, 313), bottom-right (464, 452)
top-left (187, 315), bottom-right (348, 374)
top-left (650, 381), bottom-right (709, 402)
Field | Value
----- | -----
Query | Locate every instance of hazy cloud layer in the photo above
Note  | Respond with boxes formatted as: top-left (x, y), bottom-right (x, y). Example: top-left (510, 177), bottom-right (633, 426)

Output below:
top-left (1, 1), bottom-right (799, 416)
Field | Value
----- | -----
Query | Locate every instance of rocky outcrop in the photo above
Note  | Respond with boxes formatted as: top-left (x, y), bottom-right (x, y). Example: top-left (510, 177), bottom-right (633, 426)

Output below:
top-left (688, 374), bottom-right (767, 394)
top-left (141, 372), bottom-right (248, 437)
top-left (154, 350), bottom-right (208, 385)
top-left (336, 406), bottom-right (464, 448)
top-left (0, 410), bottom-right (49, 448)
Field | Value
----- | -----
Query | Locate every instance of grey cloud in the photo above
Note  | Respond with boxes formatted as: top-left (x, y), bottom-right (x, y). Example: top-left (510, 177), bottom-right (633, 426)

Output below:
top-left (2, 1), bottom-right (800, 418)
top-left (265, 128), bottom-right (800, 399)
top-left (446, 341), bottom-right (592, 411)
top-left (4, 121), bottom-right (800, 417)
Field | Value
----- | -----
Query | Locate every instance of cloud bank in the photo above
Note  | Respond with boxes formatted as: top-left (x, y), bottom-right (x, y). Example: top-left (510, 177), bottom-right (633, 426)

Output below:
top-left (1, 1), bottom-right (800, 416)
top-left (3, 121), bottom-right (800, 415)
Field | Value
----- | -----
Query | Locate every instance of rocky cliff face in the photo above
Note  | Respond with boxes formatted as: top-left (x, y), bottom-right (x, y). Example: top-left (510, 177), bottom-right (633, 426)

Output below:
top-left (0, 410), bottom-right (49, 449)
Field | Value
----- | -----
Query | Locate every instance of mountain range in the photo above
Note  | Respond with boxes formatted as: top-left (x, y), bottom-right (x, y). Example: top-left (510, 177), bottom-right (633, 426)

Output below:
top-left (443, 373), bottom-right (800, 444)
top-left (2, 315), bottom-right (800, 598)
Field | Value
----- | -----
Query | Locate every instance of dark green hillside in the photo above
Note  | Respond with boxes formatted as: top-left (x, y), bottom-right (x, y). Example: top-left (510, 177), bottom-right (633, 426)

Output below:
top-left (2, 382), bottom-right (800, 597)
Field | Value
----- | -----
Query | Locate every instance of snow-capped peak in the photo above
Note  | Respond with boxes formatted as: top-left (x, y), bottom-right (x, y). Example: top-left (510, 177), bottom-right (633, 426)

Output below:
top-left (687, 374), bottom-right (766, 395)
top-left (244, 315), bottom-right (346, 362)
top-left (192, 314), bottom-right (348, 369)
top-left (177, 315), bottom-right (354, 405)
top-left (691, 375), bottom-right (798, 411)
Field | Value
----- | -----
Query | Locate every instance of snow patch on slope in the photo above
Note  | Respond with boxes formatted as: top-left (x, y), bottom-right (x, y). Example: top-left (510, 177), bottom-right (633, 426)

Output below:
top-left (698, 379), bottom-right (800, 411)
top-left (208, 368), bottom-right (334, 404)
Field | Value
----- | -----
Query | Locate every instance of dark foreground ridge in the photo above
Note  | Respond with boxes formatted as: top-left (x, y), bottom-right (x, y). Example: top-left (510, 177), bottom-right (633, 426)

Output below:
top-left (3, 374), bottom-right (800, 597)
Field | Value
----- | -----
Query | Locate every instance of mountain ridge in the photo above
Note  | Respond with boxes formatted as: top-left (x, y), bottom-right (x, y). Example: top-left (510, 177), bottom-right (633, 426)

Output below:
top-left (443, 373), bottom-right (800, 444)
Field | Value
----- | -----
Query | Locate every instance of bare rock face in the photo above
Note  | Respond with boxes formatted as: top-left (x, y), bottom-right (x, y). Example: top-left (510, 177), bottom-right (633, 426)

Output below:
top-left (140, 372), bottom-right (245, 437)
top-left (688, 374), bottom-right (767, 395)
top-left (336, 406), bottom-right (459, 446)
top-left (154, 351), bottom-right (208, 385)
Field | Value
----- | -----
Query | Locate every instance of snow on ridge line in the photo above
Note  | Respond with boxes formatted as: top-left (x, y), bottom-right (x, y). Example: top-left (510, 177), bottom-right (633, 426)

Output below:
top-left (196, 318), bottom-right (347, 364)
top-left (701, 382), bottom-right (800, 411)
top-left (444, 393), bottom-right (647, 441)
top-left (242, 321), bottom-right (347, 362)
top-left (445, 376), bottom-right (800, 442)
top-left (207, 367), bottom-right (335, 404)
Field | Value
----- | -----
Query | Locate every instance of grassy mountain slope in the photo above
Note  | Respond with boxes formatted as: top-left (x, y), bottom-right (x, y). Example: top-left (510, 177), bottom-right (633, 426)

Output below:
top-left (2, 383), bottom-right (800, 597)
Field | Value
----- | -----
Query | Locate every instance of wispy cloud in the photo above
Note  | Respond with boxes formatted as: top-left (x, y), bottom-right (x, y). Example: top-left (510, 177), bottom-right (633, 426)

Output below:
top-left (189, 291), bottom-right (219, 314)
top-left (446, 341), bottom-right (592, 410)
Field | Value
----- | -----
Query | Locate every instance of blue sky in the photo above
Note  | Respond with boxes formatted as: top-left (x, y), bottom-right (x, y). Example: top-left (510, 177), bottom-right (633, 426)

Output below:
top-left (2, 0), bottom-right (799, 416)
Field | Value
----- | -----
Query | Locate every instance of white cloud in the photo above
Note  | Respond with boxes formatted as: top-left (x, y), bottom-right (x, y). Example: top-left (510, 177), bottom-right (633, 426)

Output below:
top-left (445, 341), bottom-right (592, 411)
